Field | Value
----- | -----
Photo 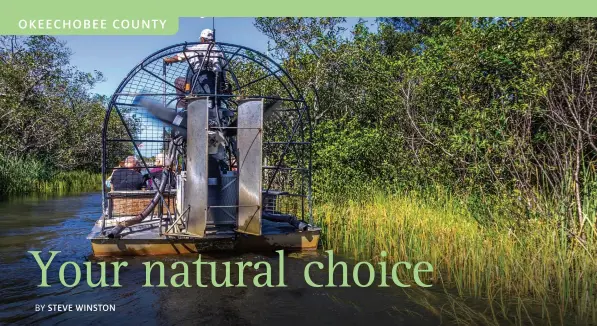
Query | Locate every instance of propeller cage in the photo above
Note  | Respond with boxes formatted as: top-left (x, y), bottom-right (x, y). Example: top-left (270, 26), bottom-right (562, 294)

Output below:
top-left (100, 42), bottom-right (313, 237)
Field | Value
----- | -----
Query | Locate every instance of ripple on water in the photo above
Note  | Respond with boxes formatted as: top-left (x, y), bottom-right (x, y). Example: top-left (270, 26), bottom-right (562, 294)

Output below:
top-left (0, 192), bottom-right (440, 325)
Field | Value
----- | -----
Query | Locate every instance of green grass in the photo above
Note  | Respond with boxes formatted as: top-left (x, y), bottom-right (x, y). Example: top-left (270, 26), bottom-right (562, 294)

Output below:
top-left (0, 154), bottom-right (100, 197)
top-left (34, 171), bottom-right (101, 195)
top-left (314, 187), bottom-right (597, 325)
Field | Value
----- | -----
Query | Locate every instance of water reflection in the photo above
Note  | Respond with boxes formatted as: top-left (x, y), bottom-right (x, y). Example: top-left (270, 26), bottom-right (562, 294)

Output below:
top-left (0, 193), bottom-right (439, 325)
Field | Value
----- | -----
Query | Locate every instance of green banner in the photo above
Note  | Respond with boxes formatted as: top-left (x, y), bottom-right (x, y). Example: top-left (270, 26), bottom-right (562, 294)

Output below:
top-left (3, 0), bottom-right (597, 35)
top-left (3, 1), bottom-right (179, 35)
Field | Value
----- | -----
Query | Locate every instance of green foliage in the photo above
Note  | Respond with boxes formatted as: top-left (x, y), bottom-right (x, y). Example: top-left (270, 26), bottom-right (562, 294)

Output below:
top-left (313, 118), bottom-right (400, 196)
top-left (255, 18), bottom-right (597, 225)
top-left (0, 36), bottom-right (107, 171)
top-left (0, 36), bottom-right (129, 196)
top-left (253, 17), bottom-right (597, 322)
top-left (0, 154), bottom-right (51, 196)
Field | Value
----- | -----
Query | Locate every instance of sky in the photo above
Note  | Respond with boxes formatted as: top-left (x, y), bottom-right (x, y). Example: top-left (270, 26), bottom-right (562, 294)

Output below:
top-left (56, 18), bottom-right (374, 157)
top-left (57, 18), bottom-right (373, 96)
top-left (57, 18), bottom-right (270, 96)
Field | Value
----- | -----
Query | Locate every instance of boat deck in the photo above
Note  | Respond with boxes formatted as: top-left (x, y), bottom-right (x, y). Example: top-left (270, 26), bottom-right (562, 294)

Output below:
top-left (88, 217), bottom-right (320, 256)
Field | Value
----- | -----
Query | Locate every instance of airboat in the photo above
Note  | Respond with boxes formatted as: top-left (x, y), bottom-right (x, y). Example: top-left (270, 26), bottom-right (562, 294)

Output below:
top-left (87, 40), bottom-right (319, 256)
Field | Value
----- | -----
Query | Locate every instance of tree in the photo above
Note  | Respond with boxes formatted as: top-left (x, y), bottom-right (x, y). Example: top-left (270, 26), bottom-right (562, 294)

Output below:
top-left (0, 35), bottom-right (129, 173)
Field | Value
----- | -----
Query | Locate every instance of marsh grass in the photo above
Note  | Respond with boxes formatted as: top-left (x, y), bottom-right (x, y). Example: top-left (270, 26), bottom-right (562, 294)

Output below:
top-left (0, 155), bottom-right (100, 197)
top-left (34, 171), bottom-right (101, 195)
top-left (314, 187), bottom-right (597, 325)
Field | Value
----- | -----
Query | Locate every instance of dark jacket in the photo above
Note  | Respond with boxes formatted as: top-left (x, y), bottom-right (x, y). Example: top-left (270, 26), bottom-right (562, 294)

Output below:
top-left (110, 169), bottom-right (145, 191)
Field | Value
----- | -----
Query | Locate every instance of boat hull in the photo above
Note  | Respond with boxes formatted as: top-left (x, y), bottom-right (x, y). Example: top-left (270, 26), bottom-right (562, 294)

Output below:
top-left (88, 218), bottom-right (320, 257)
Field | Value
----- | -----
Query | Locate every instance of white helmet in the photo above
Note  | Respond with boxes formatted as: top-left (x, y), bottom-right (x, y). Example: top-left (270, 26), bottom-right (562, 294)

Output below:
top-left (200, 28), bottom-right (214, 41)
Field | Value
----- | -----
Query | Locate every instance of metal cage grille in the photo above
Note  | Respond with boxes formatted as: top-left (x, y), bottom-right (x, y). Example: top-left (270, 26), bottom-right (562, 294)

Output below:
top-left (100, 42), bottom-right (314, 237)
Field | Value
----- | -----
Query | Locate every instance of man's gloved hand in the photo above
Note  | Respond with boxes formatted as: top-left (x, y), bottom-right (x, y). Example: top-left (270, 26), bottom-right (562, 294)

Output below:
top-left (221, 81), bottom-right (232, 94)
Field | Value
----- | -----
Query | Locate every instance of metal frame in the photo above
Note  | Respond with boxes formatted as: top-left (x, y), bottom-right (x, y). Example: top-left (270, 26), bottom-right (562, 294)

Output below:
top-left (100, 42), bottom-right (313, 236)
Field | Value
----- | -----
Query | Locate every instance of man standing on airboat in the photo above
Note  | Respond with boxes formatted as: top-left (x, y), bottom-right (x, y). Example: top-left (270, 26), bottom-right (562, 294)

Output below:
top-left (163, 28), bottom-right (230, 172)
top-left (163, 28), bottom-right (227, 124)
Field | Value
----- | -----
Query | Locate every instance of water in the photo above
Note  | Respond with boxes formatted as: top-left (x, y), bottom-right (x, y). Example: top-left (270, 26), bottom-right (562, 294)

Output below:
top-left (0, 193), bottom-right (440, 325)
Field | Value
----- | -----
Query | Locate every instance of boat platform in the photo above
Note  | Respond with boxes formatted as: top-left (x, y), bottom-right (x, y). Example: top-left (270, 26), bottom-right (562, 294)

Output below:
top-left (88, 217), bottom-right (320, 256)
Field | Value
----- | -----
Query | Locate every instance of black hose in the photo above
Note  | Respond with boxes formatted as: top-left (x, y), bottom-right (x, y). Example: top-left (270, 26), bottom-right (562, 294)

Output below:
top-left (262, 212), bottom-right (309, 231)
top-left (105, 141), bottom-right (178, 238)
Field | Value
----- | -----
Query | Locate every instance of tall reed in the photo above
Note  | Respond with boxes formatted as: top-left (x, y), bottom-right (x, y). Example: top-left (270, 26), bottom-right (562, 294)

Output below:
top-left (34, 171), bottom-right (102, 195)
top-left (314, 186), bottom-right (597, 324)
top-left (0, 154), bottom-right (100, 197)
